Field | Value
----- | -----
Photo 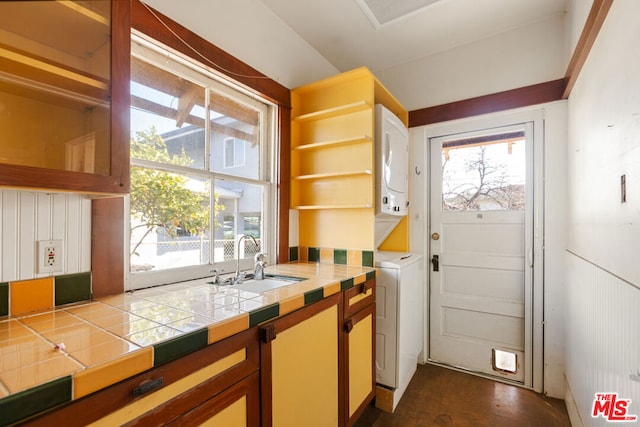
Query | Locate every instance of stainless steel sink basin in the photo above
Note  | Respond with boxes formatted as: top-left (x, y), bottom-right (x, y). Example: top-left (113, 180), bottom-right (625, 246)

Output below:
top-left (208, 274), bottom-right (304, 293)
top-left (233, 276), bottom-right (302, 293)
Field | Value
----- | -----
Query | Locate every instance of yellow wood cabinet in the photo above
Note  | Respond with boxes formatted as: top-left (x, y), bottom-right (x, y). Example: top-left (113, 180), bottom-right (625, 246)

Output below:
top-left (290, 67), bottom-right (408, 251)
top-left (0, 0), bottom-right (130, 193)
top-left (260, 293), bottom-right (342, 427)
top-left (343, 279), bottom-right (376, 426)
top-left (24, 328), bottom-right (260, 427)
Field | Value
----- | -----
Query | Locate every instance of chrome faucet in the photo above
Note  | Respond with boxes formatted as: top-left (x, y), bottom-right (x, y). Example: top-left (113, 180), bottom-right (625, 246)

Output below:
top-left (236, 234), bottom-right (259, 282)
top-left (254, 252), bottom-right (267, 280)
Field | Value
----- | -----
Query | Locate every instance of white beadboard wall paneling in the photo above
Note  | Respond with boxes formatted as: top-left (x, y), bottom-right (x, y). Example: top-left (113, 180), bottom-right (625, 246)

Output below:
top-left (565, 252), bottom-right (640, 426)
top-left (18, 192), bottom-right (36, 279)
top-left (0, 190), bottom-right (92, 283)
top-left (1, 190), bottom-right (19, 282)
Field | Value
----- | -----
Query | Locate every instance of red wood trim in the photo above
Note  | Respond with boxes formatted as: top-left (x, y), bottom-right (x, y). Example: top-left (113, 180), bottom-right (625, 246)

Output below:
top-left (24, 327), bottom-right (260, 426)
top-left (408, 79), bottom-right (566, 127)
top-left (277, 107), bottom-right (291, 264)
top-left (111, 0), bottom-right (131, 191)
top-left (563, 0), bottom-right (614, 98)
top-left (131, 0), bottom-right (290, 108)
top-left (91, 197), bottom-right (125, 298)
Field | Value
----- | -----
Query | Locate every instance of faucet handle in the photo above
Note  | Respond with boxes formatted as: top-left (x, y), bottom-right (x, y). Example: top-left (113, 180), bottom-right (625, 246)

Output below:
top-left (254, 252), bottom-right (266, 263)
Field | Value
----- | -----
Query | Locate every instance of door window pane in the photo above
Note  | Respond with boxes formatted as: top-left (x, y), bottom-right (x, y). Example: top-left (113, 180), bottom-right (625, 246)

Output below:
top-left (442, 131), bottom-right (526, 211)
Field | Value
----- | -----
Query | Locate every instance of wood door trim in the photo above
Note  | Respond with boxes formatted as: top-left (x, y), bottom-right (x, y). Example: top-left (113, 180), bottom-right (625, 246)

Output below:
top-left (408, 79), bottom-right (566, 128)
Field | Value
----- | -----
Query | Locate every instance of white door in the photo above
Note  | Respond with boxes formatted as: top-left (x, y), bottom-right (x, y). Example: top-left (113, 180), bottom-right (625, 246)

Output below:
top-left (429, 123), bottom-right (533, 384)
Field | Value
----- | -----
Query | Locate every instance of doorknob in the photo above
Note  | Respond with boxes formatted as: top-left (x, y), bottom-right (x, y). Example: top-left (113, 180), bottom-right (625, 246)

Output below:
top-left (431, 232), bottom-right (440, 240)
top-left (431, 255), bottom-right (439, 272)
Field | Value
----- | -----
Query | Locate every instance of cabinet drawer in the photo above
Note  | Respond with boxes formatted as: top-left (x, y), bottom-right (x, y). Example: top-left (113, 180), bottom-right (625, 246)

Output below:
top-left (24, 327), bottom-right (259, 427)
top-left (343, 278), bottom-right (375, 318)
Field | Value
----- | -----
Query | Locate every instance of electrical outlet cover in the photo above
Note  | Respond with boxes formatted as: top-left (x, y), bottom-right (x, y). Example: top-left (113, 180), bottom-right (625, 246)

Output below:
top-left (37, 240), bottom-right (63, 274)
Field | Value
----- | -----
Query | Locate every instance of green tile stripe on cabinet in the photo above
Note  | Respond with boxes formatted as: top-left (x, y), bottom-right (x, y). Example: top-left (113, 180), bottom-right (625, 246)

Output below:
top-left (304, 288), bottom-right (324, 306)
top-left (54, 272), bottom-right (91, 306)
top-left (333, 249), bottom-right (347, 265)
top-left (362, 251), bottom-right (374, 267)
top-left (0, 376), bottom-right (72, 426)
top-left (289, 246), bottom-right (298, 262)
top-left (0, 282), bottom-right (8, 317)
top-left (153, 328), bottom-right (208, 366)
top-left (340, 278), bottom-right (355, 291)
top-left (308, 247), bottom-right (320, 262)
top-left (249, 303), bottom-right (280, 327)
top-left (366, 270), bottom-right (376, 280)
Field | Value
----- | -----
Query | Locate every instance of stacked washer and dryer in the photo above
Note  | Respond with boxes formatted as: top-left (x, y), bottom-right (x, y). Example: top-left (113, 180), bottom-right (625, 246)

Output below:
top-left (373, 105), bottom-right (424, 412)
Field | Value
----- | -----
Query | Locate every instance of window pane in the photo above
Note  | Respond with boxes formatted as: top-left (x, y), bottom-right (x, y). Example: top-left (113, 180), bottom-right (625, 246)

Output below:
top-left (442, 132), bottom-right (525, 212)
top-left (213, 179), bottom-right (263, 262)
top-left (130, 168), bottom-right (210, 271)
top-left (130, 56), bottom-right (205, 168)
top-left (209, 91), bottom-right (259, 179)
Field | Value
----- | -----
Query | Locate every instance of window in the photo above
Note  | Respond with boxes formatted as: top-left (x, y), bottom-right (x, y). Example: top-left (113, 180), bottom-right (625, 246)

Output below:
top-left (441, 129), bottom-right (526, 212)
top-left (128, 35), bottom-right (276, 289)
top-left (224, 138), bottom-right (246, 168)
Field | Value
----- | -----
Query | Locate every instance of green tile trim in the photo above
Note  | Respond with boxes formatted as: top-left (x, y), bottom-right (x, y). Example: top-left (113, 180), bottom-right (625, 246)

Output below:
top-left (362, 251), bottom-right (374, 267)
top-left (153, 328), bottom-right (208, 366)
top-left (249, 303), bottom-right (280, 327)
top-left (308, 247), bottom-right (320, 262)
top-left (304, 288), bottom-right (324, 305)
top-left (366, 270), bottom-right (376, 281)
top-left (0, 375), bottom-right (72, 426)
top-left (333, 249), bottom-right (347, 265)
top-left (340, 278), bottom-right (355, 291)
top-left (289, 246), bottom-right (299, 262)
top-left (55, 272), bottom-right (91, 306)
top-left (0, 282), bottom-right (8, 317)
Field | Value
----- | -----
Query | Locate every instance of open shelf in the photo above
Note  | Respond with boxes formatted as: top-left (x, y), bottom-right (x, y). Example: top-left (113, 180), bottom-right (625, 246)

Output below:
top-left (292, 204), bottom-right (373, 210)
top-left (294, 135), bottom-right (372, 152)
top-left (293, 100), bottom-right (372, 123)
top-left (293, 170), bottom-right (372, 181)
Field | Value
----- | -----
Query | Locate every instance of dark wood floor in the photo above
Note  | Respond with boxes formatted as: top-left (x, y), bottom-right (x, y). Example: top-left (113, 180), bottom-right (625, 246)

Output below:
top-left (355, 363), bottom-right (572, 427)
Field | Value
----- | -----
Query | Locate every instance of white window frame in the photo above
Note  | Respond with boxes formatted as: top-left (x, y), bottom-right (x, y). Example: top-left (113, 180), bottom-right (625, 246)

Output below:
top-left (126, 34), bottom-right (278, 291)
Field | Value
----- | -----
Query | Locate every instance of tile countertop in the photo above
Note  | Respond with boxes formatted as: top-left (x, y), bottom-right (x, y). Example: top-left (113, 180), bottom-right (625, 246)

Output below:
top-left (0, 263), bottom-right (375, 423)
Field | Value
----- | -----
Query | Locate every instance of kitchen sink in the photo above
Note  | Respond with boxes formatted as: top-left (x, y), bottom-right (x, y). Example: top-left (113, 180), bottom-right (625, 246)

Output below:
top-left (208, 274), bottom-right (304, 293)
top-left (233, 276), bottom-right (303, 293)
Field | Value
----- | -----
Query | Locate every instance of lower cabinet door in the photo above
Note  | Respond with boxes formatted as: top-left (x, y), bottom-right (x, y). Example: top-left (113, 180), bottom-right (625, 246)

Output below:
top-left (261, 294), bottom-right (341, 427)
top-left (344, 303), bottom-right (375, 426)
top-left (168, 371), bottom-right (260, 426)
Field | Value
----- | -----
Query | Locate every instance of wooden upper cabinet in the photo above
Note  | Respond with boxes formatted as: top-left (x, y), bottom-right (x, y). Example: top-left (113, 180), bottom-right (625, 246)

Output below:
top-left (0, 0), bottom-right (130, 194)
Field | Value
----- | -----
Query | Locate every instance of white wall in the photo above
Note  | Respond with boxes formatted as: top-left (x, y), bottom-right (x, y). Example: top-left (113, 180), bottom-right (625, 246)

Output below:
top-left (0, 190), bottom-right (91, 282)
top-left (140, 0), bottom-right (339, 89)
top-left (565, 0), bottom-right (640, 425)
top-left (376, 14), bottom-right (567, 111)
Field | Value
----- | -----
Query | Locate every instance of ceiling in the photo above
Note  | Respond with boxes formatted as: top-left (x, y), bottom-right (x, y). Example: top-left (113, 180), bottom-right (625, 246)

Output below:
top-left (259, 0), bottom-right (568, 73)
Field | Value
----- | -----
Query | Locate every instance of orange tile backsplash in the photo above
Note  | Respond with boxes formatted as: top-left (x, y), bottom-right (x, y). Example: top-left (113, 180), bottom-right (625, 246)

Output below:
top-left (10, 278), bottom-right (54, 316)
